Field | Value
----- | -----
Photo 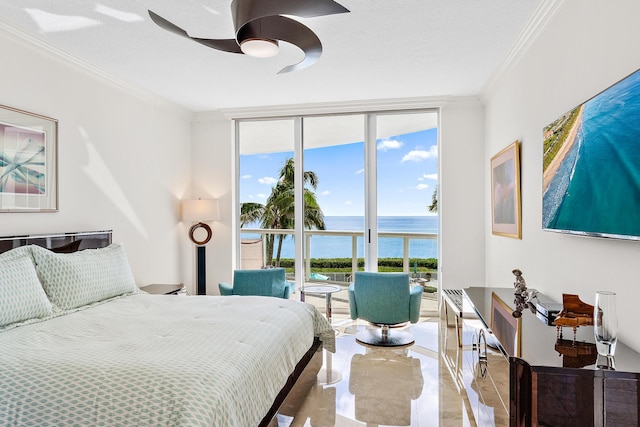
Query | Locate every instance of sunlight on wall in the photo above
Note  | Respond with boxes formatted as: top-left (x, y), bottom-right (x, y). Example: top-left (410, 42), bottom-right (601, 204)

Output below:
top-left (78, 126), bottom-right (148, 239)
top-left (95, 4), bottom-right (144, 23)
top-left (25, 9), bottom-right (101, 33)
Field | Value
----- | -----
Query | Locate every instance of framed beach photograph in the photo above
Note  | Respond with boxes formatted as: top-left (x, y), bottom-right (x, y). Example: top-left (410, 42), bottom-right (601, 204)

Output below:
top-left (491, 141), bottom-right (521, 238)
top-left (0, 104), bottom-right (58, 212)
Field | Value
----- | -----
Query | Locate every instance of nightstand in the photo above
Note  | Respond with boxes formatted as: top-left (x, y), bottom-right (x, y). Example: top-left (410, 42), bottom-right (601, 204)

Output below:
top-left (140, 283), bottom-right (185, 295)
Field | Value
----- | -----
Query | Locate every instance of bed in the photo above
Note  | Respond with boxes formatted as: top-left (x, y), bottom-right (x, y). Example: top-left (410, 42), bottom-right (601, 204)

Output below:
top-left (0, 231), bottom-right (334, 427)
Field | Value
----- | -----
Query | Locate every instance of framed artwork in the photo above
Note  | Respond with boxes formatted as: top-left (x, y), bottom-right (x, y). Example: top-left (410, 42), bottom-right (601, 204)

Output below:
top-left (491, 292), bottom-right (521, 357)
top-left (491, 141), bottom-right (521, 238)
top-left (0, 104), bottom-right (58, 212)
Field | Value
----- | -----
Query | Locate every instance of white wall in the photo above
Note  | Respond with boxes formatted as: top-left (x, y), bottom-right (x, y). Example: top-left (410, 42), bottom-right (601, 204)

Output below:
top-left (440, 101), bottom-right (486, 289)
top-left (0, 26), bottom-right (193, 286)
top-left (484, 0), bottom-right (640, 351)
top-left (188, 114), bottom-right (234, 295)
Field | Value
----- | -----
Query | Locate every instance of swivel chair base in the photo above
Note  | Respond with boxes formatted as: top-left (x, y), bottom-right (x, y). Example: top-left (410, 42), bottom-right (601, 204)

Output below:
top-left (356, 325), bottom-right (415, 347)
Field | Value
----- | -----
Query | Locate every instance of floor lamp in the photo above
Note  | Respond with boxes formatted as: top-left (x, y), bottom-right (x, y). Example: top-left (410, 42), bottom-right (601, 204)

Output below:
top-left (182, 199), bottom-right (220, 295)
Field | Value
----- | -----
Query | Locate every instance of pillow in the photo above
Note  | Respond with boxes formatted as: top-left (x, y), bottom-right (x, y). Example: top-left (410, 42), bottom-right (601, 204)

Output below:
top-left (0, 245), bottom-right (34, 262)
top-left (31, 243), bottom-right (137, 310)
top-left (0, 254), bottom-right (52, 327)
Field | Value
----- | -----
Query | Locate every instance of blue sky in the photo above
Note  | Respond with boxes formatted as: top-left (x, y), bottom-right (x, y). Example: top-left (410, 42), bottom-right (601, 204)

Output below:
top-left (240, 128), bottom-right (438, 216)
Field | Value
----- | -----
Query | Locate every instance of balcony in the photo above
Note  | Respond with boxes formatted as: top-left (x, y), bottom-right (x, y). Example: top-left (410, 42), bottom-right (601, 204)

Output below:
top-left (240, 228), bottom-right (439, 313)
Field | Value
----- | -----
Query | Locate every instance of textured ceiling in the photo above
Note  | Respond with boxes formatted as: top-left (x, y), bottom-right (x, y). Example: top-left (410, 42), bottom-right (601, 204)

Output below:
top-left (0, 0), bottom-right (541, 112)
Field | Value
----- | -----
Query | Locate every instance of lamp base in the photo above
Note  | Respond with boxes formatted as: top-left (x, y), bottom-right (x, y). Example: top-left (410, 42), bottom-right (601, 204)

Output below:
top-left (197, 245), bottom-right (206, 295)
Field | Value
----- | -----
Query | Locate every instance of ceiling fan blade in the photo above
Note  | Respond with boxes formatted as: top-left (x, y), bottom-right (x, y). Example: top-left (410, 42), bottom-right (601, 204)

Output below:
top-left (148, 10), bottom-right (242, 54)
top-left (148, 10), bottom-right (191, 39)
top-left (232, 0), bottom-right (348, 34)
top-left (193, 38), bottom-right (243, 54)
top-left (239, 16), bottom-right (322, 74)
top-left (276, 0), bottom-right (350, 18)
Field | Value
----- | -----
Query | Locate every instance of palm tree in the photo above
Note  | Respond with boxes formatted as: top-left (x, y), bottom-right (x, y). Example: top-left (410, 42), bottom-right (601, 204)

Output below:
top-left (428, 187), bottom-right (438, 213)
top-left (240, 158), bottom-right (325, 266)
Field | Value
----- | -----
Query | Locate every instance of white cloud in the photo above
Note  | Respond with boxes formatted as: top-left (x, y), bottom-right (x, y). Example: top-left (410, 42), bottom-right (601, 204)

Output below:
top-left (256, 193), bottom-right (268, 199)
top-left (321, 190), bottom-right (330, 196)
top-left (401, 145), bottom-right (438, 162)
top-left (415, 183), bottom-right (430, 190)
top-left (355, 168), bottom-right (364, 175)
top-left (344, 201), bottom-right (352, 206)
top-left (422, 173), bottom-right (438, 180)
top-left (241, 174), bottom-right (252, 179)
top-left (377, 139), bottom-right (404, 151)
top-left (258, 176), bottom-right (277, 185)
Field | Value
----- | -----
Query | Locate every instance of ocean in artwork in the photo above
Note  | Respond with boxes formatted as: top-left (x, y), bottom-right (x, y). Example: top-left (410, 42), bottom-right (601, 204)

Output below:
top-left (243, 215), bottom-right (439, 259)
top-left (543, 70), bottom-right (640, 238)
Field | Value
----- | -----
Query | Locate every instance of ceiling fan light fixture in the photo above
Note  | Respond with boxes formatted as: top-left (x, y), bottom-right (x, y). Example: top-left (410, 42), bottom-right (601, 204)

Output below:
top-left (240, 38), bottom-right (279, 58)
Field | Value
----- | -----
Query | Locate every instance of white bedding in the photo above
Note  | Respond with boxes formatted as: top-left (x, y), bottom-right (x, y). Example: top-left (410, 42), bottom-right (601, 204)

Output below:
top-left (0, 293), bottom-right (334, 427)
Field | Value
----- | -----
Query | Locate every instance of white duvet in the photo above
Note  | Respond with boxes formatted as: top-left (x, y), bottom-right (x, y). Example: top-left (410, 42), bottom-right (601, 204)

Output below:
top-left (0, 293), bottom-right (334, 427)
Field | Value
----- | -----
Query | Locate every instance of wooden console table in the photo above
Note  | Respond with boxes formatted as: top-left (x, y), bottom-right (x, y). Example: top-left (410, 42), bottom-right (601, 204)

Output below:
top-left (463, 287), bottom-right (640, 427)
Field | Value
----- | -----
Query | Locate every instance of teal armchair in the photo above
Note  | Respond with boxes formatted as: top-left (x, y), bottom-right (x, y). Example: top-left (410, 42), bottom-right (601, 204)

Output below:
top-left (218, 268), bottom-right (294, 299)
top-left (348, 272), bottom-right (423, 346)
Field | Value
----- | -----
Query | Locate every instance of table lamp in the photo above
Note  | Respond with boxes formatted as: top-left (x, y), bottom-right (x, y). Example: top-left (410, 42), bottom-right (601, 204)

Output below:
top-left (182, 198), bottom-right (220, 295)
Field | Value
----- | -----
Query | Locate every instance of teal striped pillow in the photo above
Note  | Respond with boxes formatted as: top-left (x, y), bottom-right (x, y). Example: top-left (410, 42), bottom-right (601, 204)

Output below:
top-left (31, 243), bottom-right (137, 310)
top-left (0, 253), bottom-right (52, 327)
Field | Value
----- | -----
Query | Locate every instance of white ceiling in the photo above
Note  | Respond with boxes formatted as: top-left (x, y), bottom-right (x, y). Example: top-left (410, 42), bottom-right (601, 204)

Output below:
top-left (0, 0), bottom-right (542, 112)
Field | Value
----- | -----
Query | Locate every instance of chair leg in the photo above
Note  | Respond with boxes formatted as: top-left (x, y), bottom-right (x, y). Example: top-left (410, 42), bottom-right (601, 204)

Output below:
top-left (355, 324), bottom-right (415, 347)
top-left (381, 325), bottom-right (390, 343)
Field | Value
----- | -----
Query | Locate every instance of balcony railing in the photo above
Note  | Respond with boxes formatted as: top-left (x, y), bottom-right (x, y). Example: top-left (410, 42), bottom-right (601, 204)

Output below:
top-left (240, 228), bottom-right (438, 285)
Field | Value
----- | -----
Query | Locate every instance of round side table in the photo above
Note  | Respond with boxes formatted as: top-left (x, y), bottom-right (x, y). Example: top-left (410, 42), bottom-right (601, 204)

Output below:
top-left (301, 284), bottom-right (342, 323)
top-left (301, 284), bottom-right (343, 385)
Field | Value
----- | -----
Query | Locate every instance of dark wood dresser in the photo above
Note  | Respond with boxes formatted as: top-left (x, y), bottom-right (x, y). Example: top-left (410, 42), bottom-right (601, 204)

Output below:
top-left (463, 287), bottom-right (640, 427)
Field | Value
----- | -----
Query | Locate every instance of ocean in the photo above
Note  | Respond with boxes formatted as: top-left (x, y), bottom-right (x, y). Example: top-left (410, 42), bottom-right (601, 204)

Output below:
top-left (243, 215), bottom-right (439, 259)
top-left (543, 70), bottom-right (640, 237)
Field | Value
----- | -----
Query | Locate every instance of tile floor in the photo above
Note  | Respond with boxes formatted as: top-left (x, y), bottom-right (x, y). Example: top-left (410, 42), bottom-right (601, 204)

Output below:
top-left (271, 296), bottom-right (509, 427)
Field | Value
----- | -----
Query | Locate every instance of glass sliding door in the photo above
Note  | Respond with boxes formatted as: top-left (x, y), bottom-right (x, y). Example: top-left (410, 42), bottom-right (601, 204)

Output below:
top-left (376, 112), bottom-right (439, 310)
top-left (237, 119), bottom-right (297, 280)
top-left (302, 114), bottom-right (365, 283)
top-left (235, 110), bottom-right (439, 311)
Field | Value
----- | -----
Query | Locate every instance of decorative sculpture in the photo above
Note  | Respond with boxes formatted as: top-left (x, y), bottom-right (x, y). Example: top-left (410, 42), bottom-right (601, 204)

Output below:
top-left (512, 269), bottom-right (537, 318)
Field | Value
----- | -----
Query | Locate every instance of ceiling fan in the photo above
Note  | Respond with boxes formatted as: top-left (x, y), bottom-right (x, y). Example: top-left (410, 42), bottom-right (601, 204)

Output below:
top-left (148, 0), bottom-right (349, 74)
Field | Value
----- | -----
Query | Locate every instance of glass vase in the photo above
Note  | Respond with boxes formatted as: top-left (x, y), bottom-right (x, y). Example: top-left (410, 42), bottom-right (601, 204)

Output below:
top-left (594, 291), bottom-right (618, 357)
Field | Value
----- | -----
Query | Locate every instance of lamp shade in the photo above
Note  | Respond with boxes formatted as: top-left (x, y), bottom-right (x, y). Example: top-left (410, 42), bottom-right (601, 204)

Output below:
top-left (182, 199), bottom-right (220, 222)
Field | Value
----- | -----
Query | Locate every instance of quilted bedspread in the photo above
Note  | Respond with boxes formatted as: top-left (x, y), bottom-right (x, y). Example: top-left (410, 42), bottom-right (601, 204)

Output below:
top-left (0, 293), bottom-right (334, 427)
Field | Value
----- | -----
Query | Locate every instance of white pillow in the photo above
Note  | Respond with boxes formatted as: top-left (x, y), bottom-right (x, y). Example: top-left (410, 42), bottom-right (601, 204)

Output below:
top-left (0, 245), bottom-right (34, 262)
top-left (31, 243), bottom-right (137, 310)
top-left (0, 253), bottom-right (52, 327)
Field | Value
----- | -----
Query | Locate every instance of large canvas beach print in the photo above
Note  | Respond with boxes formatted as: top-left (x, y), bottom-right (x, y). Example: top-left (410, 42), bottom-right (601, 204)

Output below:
top-left (0, 105), bottom-right (57, 212)
top-left (543, 69), bottom-right (640, 240)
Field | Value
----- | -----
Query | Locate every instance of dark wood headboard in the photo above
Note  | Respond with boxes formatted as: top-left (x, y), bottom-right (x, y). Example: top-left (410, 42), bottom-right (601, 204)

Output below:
top-left (0, 230), bottom-right (112, 254)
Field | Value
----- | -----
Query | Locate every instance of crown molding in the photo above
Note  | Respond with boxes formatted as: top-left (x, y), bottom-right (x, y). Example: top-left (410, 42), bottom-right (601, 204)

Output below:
top-left (214, 95), bottom-right (482, 121)
top-left (0, 17), bottom-right (191, 118)
top-left (480, 0), bottom-right (567, 101)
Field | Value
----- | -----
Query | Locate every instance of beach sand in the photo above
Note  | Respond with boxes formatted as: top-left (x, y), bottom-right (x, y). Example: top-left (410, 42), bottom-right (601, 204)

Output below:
top-left (543, 105), bottom-right (583, 191)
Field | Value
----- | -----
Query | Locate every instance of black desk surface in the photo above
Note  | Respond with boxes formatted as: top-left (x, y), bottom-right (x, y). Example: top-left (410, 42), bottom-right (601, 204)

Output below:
top-left (463, 287), bottom-right (640, 373)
